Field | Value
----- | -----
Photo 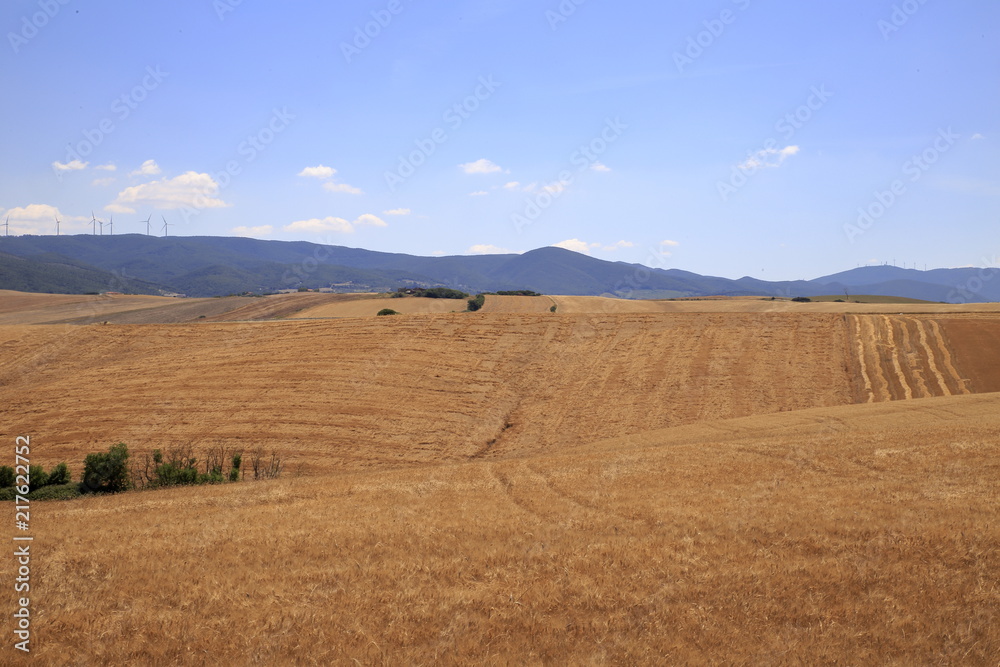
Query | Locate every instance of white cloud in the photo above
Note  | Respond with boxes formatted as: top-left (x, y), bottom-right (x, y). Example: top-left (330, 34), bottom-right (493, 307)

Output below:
top-left (737, 145), bottom-right (799, 171)
top-left (130, 159), bottom-right (162, 177)
top-left (459, 158), bottom-right (503, 174)
top-left (299, 164), bottom-right (362, 194)
top-left (1, 204), bottom-right (87, 234)
top-left (109, 171), bottom-right (229, 214)
top-left (542, 180), bottom-right (571, 194)
top-left (383, 208), bottom-right (411, 216)
top-left (591, 162), bottom-right (611, 172)
top-left (553, 239), bottom-right (599, 255)
top-left (95, 163), bottom-right (117, 171)
top-left (602, 240), bottom-right (634, 251)
top-left (91, 177), bottom-right (116, 187)
top-left (322, 181), bottom-right (363, 195)
top-left (283, 214), bottom-right (386, 234)
top-left (231, 225), bottom-right (274, 237)
top-left (661, 239), bottom-right (680, 247)
top-left (503, 181), bottom-right (539, 192)
top-left (468, 244), bottom-right (512, 254)
top-left (298, 165), bottom-right (336, 179)
top-left (354, 213), bottom-right (387, 227)
top-left (52, 159), bottom-right (88, 172)
top-left (972, 133), bottom-right (985, 140)
top-left (469, 190), bottom-right (489, 197)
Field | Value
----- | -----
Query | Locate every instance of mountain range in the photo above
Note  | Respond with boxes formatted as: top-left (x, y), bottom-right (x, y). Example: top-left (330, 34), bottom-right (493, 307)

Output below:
top-left (0, 234), bottom-right (995, 303)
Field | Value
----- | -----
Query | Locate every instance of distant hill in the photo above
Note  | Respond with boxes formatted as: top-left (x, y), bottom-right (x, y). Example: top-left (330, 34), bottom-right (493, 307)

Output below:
top-left (0, 234), bottom-right (996, 302)
top-left (0, 250), bottom-right (163, 295)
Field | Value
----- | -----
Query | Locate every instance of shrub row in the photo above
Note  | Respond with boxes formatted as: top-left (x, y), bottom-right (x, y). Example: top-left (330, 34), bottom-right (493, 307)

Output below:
top-left (393, 287), bottom-right (469, 299)
top-left (467, 294), bottom-right (486, 311)
top-left (0, 462), bottom-right (70, 492)
top-left (0, 443), bottom-right (284, 500)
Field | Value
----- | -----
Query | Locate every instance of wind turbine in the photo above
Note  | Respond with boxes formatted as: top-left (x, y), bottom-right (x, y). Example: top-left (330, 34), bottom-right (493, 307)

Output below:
top-left (3, 216), bottom-right (8, 236)
top-left (107, 215), bottom-right (113, 236)
top-left (143, 214), bottom-right (152, 235)
top-left (161, 215), bottom-right (171, 237)
top-left (55, 215), bottom-right (60, 236)
top-left (91, 211), bottom-right (98, 235)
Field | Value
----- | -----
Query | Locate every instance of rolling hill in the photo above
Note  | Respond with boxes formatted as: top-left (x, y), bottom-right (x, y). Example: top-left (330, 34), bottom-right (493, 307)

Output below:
top-left (1, 303), bottom-right (999, 663)
top-left (0, 234), bottom-right (996, 302)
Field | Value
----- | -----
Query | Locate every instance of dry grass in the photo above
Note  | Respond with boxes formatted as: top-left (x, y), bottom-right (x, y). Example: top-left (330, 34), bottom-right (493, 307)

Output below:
top-left (5, 395), bottom-right (999, 665)
top-left (0, 313), bottom-right (864, 472)
top-left (1, 294), bottom-right (999, 664)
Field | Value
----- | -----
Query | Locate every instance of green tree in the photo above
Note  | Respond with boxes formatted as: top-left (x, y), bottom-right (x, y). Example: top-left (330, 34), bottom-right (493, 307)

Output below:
top-left (0, 466), bottom-right (14, 488)
top-left (82, 443), bottom-right (131, 493)
top-left (47, 462), bottom-right (71, 486)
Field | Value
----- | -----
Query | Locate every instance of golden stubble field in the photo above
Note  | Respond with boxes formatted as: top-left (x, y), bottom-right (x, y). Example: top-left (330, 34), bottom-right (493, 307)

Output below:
top-left (1, 291), bottom-right (999, 664)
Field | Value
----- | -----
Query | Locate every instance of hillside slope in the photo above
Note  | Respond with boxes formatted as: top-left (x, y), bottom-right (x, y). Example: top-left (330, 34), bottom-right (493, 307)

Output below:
top-left (2, 312), bottom-right (997, 473)
top-left (12, 391), bottom-right (1000, 664)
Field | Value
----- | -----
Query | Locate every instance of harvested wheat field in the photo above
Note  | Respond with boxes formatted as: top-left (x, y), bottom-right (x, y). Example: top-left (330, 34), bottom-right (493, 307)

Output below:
top-left (0, 290), bottom-right (193, 325)
top-left (293, 295), bottom-right (469, 318)
top-left (1, 294), bottom-right (999, 664)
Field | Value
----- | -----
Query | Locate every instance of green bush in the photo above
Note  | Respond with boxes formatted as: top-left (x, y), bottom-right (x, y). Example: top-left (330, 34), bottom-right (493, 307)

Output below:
top-left (791, 296), bottom-right (812, 303)
top-left (199, 467), bottom-right (225, 484)
top-left (230, 452), bottom-right (242, 482)
top-left (154, 461), bottom-right (199, 487)
top-left (30, 483), bottom-right (82, 501)
top-left (82, 443), bottom-right (131, 493)
top-left (47, 462), bottom-right (71, 486)
top-left (550, 305), bottom-right (557, 313)
top-left (377, 308), bottom-right (399, 316)
top-left (467, 294), bottom-right (485, 312)
top-left (28, 465), bottom-right (48, 492)
top-left (422, 287), bottom-right (468, 299)
top-left (0, 465), bottom-right (14, 488)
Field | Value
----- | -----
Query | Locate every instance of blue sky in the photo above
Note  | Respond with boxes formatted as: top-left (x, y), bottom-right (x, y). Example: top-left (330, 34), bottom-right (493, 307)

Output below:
top-left (1, 0), bottom-right (997, 280)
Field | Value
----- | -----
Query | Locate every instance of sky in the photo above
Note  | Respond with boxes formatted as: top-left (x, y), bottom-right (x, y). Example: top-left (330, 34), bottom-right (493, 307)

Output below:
top-left (1, 0), bottom-right (997, 280)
